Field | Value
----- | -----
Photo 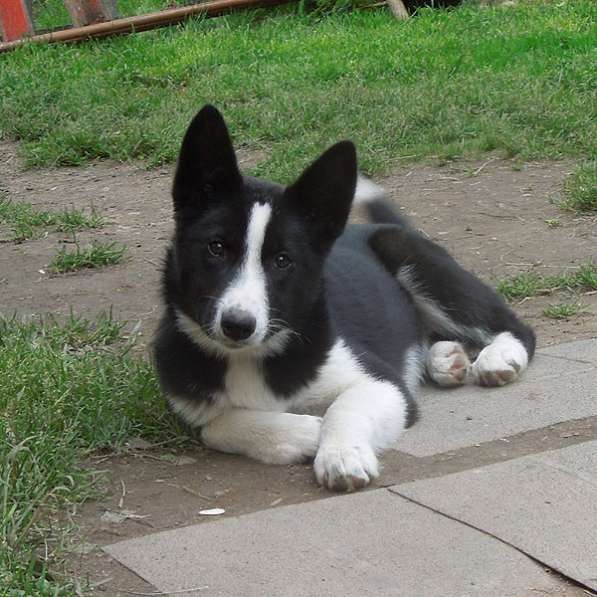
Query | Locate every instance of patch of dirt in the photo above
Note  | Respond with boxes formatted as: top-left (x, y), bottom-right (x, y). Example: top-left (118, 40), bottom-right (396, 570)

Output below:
top-left (1, 144), bottom-right (595, 352)
top-left (2, 143), bottom-right (596, 595)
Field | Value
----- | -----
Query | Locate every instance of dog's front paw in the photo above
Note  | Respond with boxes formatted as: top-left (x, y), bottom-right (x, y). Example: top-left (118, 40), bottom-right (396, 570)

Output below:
top-left (269, 415), bottom-right (323, 465)
top-left (314, 444), bottom-right (379, 492)
top-left (472, 333), bottom-right (528, 387)
top-left (427, 341), bottom-right (471, 387)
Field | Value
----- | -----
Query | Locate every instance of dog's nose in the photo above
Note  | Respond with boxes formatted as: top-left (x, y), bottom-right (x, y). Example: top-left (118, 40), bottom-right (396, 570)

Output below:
top-left (220, 308), bottom-right (256, 342)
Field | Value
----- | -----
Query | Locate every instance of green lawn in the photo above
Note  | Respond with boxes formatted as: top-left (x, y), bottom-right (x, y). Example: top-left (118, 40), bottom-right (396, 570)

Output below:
top-left (0, 316), bottom-right (186, 595)
top-left (2, 1), bottom-right (596, 183)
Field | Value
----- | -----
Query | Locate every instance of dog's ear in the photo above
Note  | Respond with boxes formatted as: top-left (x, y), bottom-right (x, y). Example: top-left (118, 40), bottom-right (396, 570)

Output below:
top-left (285, 141), bottom-right (357, 243)
top-left (172, 105), bottom-right (242, 211)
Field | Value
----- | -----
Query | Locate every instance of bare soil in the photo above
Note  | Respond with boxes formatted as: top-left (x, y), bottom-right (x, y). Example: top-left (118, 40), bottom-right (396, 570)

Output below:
top-left (1, 143), bottom-right (595, 595)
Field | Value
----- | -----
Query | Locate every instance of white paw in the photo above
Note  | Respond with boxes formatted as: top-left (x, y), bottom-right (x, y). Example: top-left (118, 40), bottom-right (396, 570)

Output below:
top-left (472, 332), bottom-right (528, 387)
top-left (427, 341), bottom-right (471, 387)
top-left (314, 443), bottom-right (379, 492)
top-left (266, 415), bottom-right (323, 465)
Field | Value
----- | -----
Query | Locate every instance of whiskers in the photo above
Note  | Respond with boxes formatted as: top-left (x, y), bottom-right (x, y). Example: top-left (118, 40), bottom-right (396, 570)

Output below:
top-left (268, 318), bottom-right (305, 345)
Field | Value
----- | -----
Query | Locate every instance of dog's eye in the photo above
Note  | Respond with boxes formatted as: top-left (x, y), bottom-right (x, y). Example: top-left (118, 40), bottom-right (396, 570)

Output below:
top-left (207, 240), bottom-right (225, 257)
top-left (274, 253), bottom-right (292, 270)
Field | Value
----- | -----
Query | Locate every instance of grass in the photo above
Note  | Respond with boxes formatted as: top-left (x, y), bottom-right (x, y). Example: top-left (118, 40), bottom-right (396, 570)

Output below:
top-left (0, 315), bottom-right (185, 596)
top-left (543, 302), bottom-right (587, 320)
top-left (497, 262), bottom-right (597, 300)
top-left (0, 195), bottom-right (103, 241)
top-left (1, 1), bottom-right (596, 181)
top-left (50, 242), bottom-right (126, 273)
top-left (561, 161), bottom-right (597, 212)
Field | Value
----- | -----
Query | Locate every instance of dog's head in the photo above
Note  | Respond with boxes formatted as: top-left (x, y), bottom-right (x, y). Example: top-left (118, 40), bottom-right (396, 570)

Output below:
top-left (166, 105), bottom-right (357, 356)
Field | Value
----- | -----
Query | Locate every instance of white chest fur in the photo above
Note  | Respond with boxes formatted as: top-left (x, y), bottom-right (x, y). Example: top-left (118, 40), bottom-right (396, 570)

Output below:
top-left (215, 339), bottom-right (366, 414)
top-left (217, 354), bottom-right (284, 412)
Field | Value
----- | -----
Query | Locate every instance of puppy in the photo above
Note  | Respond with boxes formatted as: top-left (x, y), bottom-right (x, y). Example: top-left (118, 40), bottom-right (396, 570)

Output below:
top-left (153, 105), bottom-right (535, 491)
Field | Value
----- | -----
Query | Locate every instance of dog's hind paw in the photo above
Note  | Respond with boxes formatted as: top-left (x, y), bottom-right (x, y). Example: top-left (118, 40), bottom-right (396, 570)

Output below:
top-left (314, 443), bottom-right (379, 492)
top-left (427, 341), bottom-right (471, 387)
top-left (472, 332), bottom-right (528, 387)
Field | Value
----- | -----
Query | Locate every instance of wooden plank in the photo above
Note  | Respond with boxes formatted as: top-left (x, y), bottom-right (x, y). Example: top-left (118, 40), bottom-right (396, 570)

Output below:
top-left (0, 0), bottom-right (291, 53)
top-left (0, 0), bottom-right (35, 42)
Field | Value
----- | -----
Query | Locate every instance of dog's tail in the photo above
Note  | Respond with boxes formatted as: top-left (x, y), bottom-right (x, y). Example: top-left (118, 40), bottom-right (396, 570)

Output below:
top-left (353, 174), bottom-right (410, 228)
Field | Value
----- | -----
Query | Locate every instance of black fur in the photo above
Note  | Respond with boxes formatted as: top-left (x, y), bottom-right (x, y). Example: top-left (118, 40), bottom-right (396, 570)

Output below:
top-left (366, 205), bottom-right (536, 357)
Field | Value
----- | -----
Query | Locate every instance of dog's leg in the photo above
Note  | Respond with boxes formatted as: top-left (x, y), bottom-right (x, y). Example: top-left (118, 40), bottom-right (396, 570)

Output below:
top-left (368, 217), bottom-right (535, 388)
top-left (201, 409), bottom-right (322, 465)
top-left (314, 379), bottom-right (407, 491)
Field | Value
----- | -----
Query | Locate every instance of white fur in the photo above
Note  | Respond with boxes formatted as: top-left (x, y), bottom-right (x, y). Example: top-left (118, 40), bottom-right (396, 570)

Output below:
top-left (472, 331), bottom-right (528, 386)
top-left (216, 202), bottom-right (272, 345)
top-left (426, 341), bottom-right (471, 387)
top-left (174, 338), bottom-right (409, 490)
top-left (314, 377), bottom-right (408, 491)
top-left (303, 340), bottom-right (409, 491)
top-left (201, 410), bottom-right (322, 465)
top-left (290, 340), bottom-right (366, 409)
top-left (217, 353), bottom-right (283, 412)
top-left (353, 174), bottom-right (384, 205)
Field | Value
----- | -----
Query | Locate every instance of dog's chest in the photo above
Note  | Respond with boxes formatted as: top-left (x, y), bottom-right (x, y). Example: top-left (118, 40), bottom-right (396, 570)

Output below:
top-left (217, 356), bottom-right (283, 411)
top-left (215, 339), bottom-right (366, 412)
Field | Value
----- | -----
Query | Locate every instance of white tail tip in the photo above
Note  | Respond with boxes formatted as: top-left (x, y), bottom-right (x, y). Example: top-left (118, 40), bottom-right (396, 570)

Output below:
top-left (354, 174), bottom-right (385, 205)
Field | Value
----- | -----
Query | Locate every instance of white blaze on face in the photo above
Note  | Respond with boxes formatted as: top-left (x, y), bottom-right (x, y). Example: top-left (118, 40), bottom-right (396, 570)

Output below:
top-left (216, 202), bottom-right (272, 343)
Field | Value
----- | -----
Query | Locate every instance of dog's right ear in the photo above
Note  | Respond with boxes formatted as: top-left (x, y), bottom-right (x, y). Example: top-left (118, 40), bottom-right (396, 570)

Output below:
top-left (172, 105), bottom-right (242, 211)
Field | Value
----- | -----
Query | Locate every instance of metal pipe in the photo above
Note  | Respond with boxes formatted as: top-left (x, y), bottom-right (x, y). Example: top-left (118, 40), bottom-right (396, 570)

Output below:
top-left (0, 0), bottom-right (291, 53)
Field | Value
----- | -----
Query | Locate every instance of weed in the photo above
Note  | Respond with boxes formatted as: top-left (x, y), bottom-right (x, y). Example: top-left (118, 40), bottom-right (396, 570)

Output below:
top-left (543, 302), bottom-right (586, 319)
top-left (561, 161), bottom-right (597, 212)
top-left (497, 262), bottom-right (597, 300)
top-left (50, 241), bottom-right (126, 273)
top-left (0, 196), bottom-right (103, 241)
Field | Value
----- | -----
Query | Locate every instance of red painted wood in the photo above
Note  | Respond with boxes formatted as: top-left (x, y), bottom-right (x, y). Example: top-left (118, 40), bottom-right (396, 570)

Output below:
top-left (0, 0), bottom-right (34, 42)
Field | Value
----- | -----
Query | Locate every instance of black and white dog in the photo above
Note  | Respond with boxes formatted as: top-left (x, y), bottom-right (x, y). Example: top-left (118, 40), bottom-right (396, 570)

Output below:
top-left (154, 105), bottom-right (535, 492)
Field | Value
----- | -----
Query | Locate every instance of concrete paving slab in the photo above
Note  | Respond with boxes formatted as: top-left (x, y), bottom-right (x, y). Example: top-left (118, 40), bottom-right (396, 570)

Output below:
top-left (104, 489), bottom-right (565, 597)
top-left (394, 341), bottom-right (597, 457)
top-left (538, 339), bottom-right (597, 366)
top-left (392, 440), bottom-right (597, 591)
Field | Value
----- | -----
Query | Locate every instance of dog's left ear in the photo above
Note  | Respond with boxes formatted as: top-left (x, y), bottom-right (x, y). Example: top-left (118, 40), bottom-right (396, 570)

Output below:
top-left (285, 141), bottom-right (357, 243)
